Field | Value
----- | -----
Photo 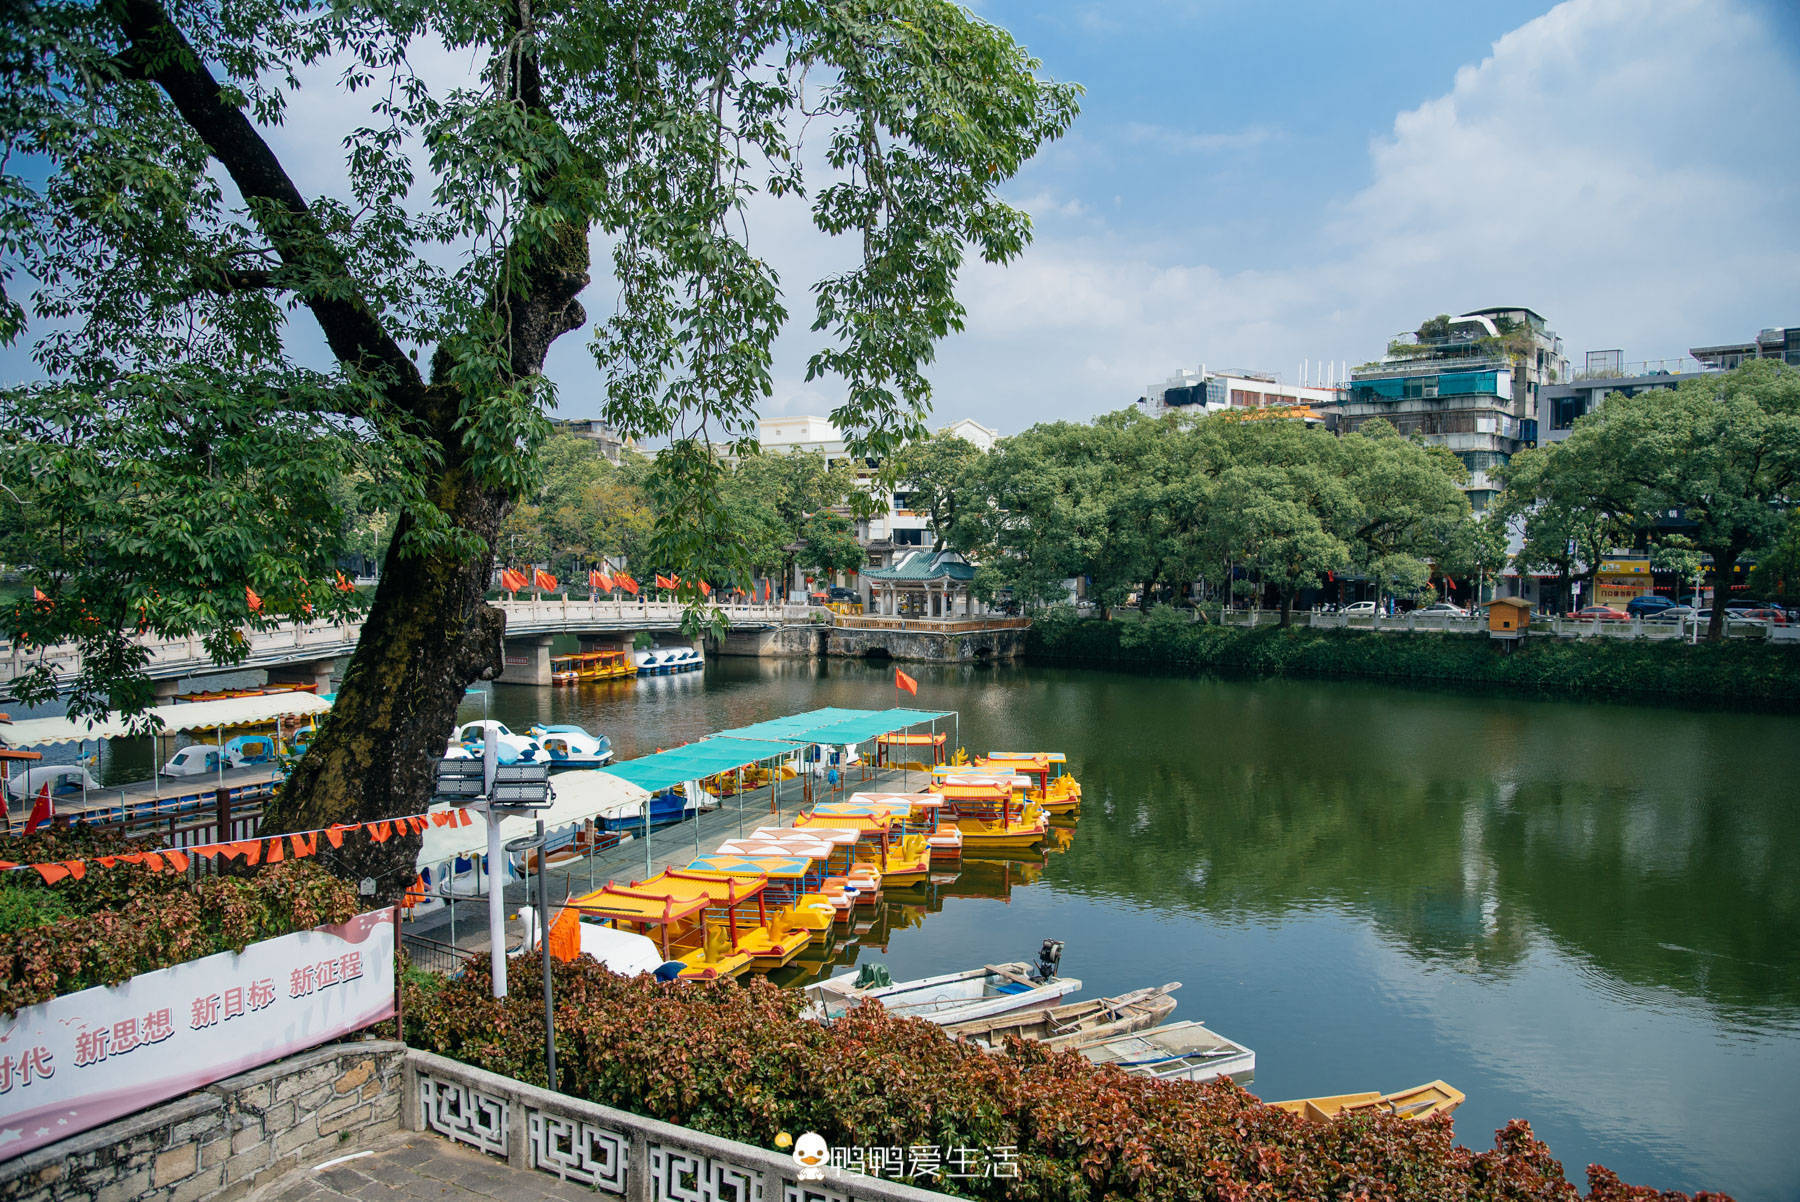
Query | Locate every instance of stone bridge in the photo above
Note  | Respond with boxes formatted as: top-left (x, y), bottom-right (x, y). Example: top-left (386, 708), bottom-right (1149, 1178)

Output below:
top-left (0, 598), bottom-right (809, 699)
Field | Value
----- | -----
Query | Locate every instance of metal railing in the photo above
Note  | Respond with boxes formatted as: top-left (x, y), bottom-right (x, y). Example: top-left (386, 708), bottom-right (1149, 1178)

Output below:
top-left (401, 933), bottom-right (477, 976)
top-left (1217, 609), bottom-right (1781, 641)
top-left (825, 612), bottom-right (1032, 634)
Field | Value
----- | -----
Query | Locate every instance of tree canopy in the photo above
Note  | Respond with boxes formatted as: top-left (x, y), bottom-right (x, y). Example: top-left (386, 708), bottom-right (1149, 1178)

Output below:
top-left (0, 0), bottom-right (1077, 890)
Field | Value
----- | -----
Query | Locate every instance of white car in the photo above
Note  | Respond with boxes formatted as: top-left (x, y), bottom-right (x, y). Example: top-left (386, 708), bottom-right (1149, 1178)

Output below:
top-left (1341, 601), bottom-right (1378, 615)
top-left (1417, 602), bottom-right (1469, 617)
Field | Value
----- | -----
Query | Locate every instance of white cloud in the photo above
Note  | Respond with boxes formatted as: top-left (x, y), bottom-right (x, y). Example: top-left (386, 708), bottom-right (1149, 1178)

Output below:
top-left (889, 0), bottom-right (1800, 431)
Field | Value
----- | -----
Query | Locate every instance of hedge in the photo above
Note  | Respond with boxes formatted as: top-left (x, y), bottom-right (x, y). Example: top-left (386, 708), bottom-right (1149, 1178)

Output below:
top-left (0, 826), bottom-right (361, 1014)
top-left (404, 956), bottom-right (1728, 1201)
top-left (1026, 610), bottom-right (1800, 711)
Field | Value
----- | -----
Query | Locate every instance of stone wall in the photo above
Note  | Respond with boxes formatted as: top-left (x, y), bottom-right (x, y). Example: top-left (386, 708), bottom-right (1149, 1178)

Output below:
top-left (707, 624), bottom-right (828, 658)
top-left (0, 1040), bottom-right (405, 1202)
top-left (825, 625), bottom-right (1027, 663)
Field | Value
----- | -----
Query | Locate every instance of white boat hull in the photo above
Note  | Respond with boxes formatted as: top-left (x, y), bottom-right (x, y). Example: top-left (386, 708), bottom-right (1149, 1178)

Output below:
top-left (805, 962), bottom-right (1080, 1026)
top-left (1077, 1020), bottom-right (1255, 1084)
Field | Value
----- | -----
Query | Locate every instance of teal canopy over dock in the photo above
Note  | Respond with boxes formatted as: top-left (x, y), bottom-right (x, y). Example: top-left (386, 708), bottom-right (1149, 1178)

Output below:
top-left (599, 736), bottom-right (800, 793)
top-left (600, 707), bottom-right (954, 793)
top-left (716, 706), bottom-right (951, 746)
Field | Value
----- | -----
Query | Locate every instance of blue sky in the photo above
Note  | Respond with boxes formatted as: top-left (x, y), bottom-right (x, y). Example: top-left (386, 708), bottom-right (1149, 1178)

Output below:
top-left (7, 0), bottom-right (1799, 437)
top-left (840, 0), bottom-right (1800, 432)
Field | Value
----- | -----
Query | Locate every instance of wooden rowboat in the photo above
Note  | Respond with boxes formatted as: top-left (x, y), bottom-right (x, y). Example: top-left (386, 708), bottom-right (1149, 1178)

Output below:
top-left (804, 960), bottom-right (1079, 1026)
top-left (945, 983), bottom-right (1181, 1051)
top-left (1269, 1080), bottom-right (1464, 1123)
top-left (1077, 1020), bottom-right (1255, 1084)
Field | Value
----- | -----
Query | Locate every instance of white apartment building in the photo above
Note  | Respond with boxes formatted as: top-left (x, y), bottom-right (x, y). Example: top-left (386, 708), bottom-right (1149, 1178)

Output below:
top-left (1136, 365), bottom-right (1339, 418)
top-left (757, 414), bottom-right (998, 587)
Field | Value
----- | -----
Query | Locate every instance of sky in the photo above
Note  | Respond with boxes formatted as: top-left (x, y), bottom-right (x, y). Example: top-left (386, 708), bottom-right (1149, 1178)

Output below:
top-left (7, 0), bottom-right (1799, 438)
top-left (823, 0), bottom-right (1800, 433)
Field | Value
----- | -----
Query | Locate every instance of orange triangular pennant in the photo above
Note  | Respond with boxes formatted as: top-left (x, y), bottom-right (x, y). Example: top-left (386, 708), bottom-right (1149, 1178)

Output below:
top-left (192, 845), bottom-right (224, 860)
top-left (430, 810), bottom-right (452, 827)
top-left (62, 860), bottom-right (85, 880)
top-left (141, 851), bottom-right (166, 873)
top-left (96, 856), bottom-right (119, 869)
top-left (164, 850), bottom-right (189, 872)
top-left (458, 809), bottom-right (473, 827)
top-left (263, 836), bottom-right (284, 863)
top-left (35, 862), bottom-right (70, 885)
top-left (225, 840), bottom-right (262, 865)
top-left (325, 823), bottom-right (359, 848)
top-left (290, 833), bottom-right (318, 857)
top-left (368, 820), bottom-right (392, 843)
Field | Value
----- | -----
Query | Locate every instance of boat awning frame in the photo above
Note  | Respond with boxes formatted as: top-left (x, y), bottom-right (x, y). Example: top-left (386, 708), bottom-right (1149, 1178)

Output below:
top-left (0, 692), bottom-right (333, 747)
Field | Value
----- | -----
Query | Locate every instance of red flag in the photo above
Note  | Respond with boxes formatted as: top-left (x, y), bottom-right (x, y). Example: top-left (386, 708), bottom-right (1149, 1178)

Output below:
top-left (24, 784), bottom-right (52, 834)
top-left (32, 587), bottom-right (50, 604)
top-left (895, 669), bottom-right (918, 696)
top-left (1443, 574), bottom-right (1457, 590)
top-left (500, 568), bottom-right (528, 592)
top-left (534, 568), bottom-right (558, 592)
top-left (245, 586), bottom-right (263, 613)
top-left (698, 580), bottom-right (712, 598)
top-left (335, 572), bottom-right (356, 592)
top-left (617, 572), bottom-right (639, 596)
top-left (590, 569), bottom-right (613, 591)
top-left (655, 574), bottom-right (676, 591)
top-left (763, 579), bottom-right (772, 602)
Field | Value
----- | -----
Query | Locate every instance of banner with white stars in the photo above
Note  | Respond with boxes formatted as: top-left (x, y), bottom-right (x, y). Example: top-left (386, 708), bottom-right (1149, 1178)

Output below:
top-left (0, 910), bottom-right (394, 1161)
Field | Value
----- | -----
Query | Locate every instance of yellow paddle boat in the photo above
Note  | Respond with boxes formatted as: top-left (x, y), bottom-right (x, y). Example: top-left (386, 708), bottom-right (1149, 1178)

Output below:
top-left (661, 866), bottom-right (813, 970)
top-left (568, 880), bottom-right (751, 980)
top-left (845, 792), bottom-right (961, 859)
top-left (687, 853), bottom-right (837, 937)
top-left (976, 753), bottom-right (1081, 813)
top-left (794, 809), bottom-right (933, 885)
top-left (876, 730), bottom-right (948, 770)
top-left (936, 780), bottom-right (1049, 852)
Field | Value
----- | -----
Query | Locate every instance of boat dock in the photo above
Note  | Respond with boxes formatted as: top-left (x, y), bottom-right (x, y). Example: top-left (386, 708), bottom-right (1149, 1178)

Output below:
top-left (5, 764), bottom-right (281, 828)
top-left (402, 759), bottom-right (962, 964)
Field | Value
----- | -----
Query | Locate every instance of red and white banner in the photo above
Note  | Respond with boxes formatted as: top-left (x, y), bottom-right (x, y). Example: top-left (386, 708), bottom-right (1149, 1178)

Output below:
top-left (0, 910), bottom-right (395, 1161)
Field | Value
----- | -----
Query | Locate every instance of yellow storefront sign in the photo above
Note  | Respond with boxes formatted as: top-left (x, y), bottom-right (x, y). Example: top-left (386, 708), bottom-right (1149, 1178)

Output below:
top-left (1596, 558), bottom-right (1652, 605)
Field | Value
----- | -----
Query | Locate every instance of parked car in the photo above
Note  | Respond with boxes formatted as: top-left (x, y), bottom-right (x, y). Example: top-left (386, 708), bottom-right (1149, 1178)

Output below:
top-left (1566, 605), bottom-right (1629, 621)
top-left (1341, 601), bottom-right (1378, 616)
top-left (1642, 605), bottom-right (1698, 624)
top-left (1625, 595), bottom-right (1676, 617)
top-left (1735, 608), bottom-right (1788, 626)
top-left (1416, 602), bottom-right (1469, 617)
top-left (826, 586), bottom-right (861, 604)
top-left (1692, 608), bottom-right (1765, 629)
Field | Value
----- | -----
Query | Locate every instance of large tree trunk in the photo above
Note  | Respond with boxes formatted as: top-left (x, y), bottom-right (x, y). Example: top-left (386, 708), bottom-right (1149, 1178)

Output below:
top-left (1278, 588), bottom-right (1294, 627)
top-left (1706, 551), bottom-right (1737, 641)
top-left (262, 467), bottom-right (511, 894)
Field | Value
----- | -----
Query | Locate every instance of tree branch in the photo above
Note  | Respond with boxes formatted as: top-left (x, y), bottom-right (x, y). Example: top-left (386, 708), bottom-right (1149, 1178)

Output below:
top-left (108, 0), bottom-right (424, 402)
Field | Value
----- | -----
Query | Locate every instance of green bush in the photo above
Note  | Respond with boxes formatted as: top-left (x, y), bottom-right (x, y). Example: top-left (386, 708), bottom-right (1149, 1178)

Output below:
top-left (405, 956), bottom-right (1725, 1200)
top-left (1028, 612), bottom-right (1800, 711)
top-left (0, 828), bottom-right (361, 1014)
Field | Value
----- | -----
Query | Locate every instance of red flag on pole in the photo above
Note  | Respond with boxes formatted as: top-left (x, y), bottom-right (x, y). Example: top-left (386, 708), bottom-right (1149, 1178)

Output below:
top-left (895, 669), bottom-right (918, 696)
top-left (590, 569), bottom-right (613, 592)
top-left (655, 574), bottom-right (676, 591)
top-left (534, 569), bottom-right (558, 592)
top-left (24, 783), bottom-right (52, 834)
top-left (617, 572), bottom-right (639, 595)
top-left (763, 579), bottom-right (772, 602)
top-left (500, 568), bottom-right (528, 592)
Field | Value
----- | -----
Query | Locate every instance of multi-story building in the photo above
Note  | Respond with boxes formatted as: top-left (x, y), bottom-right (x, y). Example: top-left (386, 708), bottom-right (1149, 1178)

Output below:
top-left (1337, 307), bottom-right (1567, 511)
top-left (1689, 325), bottom-right (1800, 371)
top-left (548, 418), bottom-right (628, 464)
top-left (757, 414), bottom-right (997, 589)
top-left (1537, 350), bottom-right (1704, 446)
top-left (1137, 365), bottom-right (1339, 420)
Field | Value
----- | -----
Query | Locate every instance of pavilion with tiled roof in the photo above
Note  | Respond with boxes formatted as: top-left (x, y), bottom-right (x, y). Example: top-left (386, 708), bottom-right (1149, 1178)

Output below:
top-left (860, 550), bottom-right (986, 618)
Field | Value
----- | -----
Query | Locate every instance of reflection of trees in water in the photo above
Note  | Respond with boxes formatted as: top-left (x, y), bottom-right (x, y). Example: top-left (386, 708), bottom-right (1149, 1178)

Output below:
top-left (1046, 753), bottom-right (1798, 1013)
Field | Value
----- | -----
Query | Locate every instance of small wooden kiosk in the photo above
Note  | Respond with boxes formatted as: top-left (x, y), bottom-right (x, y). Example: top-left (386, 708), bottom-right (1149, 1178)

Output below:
top-left (1485, 597), bottom-right (1532, 642)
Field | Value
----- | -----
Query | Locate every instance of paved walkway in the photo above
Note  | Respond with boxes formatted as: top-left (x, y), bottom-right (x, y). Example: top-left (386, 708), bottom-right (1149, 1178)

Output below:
top-left (257, 1131), bottom-right (602, 1202)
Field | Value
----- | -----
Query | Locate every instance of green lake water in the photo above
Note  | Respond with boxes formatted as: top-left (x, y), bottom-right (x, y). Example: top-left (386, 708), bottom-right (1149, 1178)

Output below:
top-left (465, 655), bottom-right (1800, 1200)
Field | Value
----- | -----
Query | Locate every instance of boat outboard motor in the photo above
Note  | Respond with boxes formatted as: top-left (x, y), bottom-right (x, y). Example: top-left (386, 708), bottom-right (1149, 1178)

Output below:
top-left (1031, 938), bottom-right (1064, 982)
